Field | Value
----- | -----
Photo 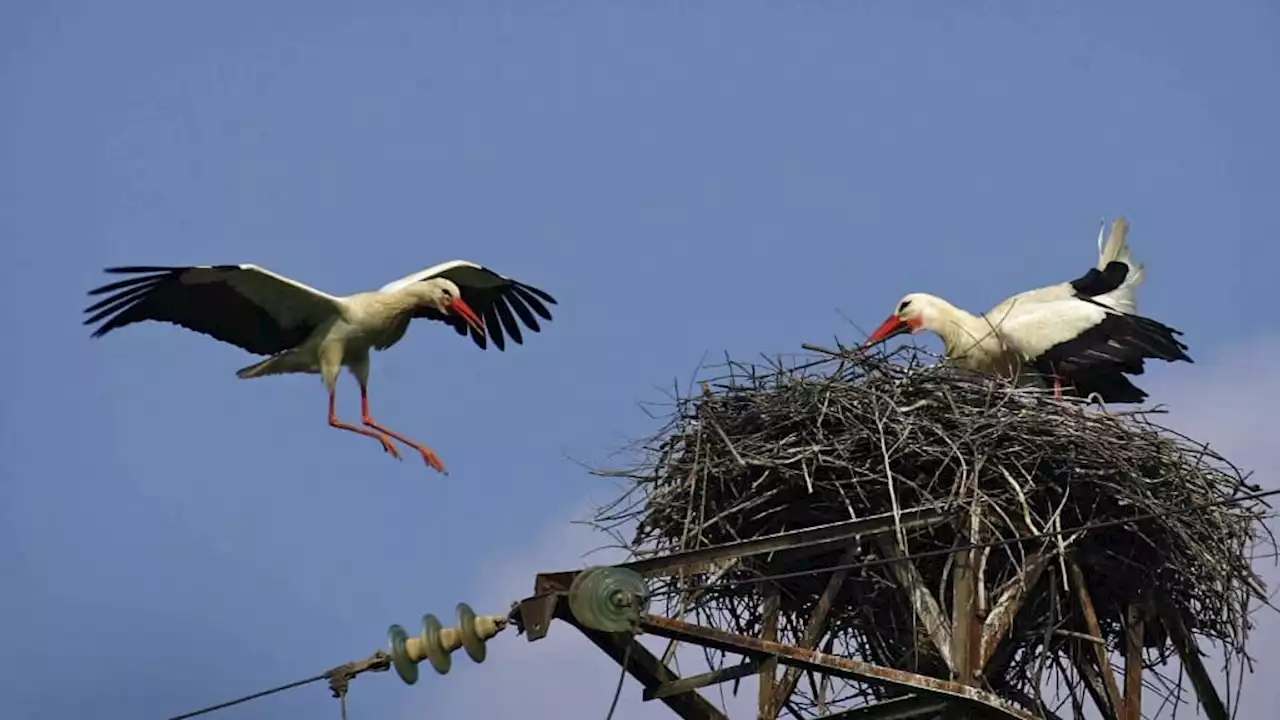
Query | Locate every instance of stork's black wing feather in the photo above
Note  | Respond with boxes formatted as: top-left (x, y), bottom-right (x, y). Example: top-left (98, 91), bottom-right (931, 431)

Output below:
top-left (84, 265), bottom-right (338, 356)
top-left (411, 263), bottom-right (558, 351)
top-left (1030, 300), bottom-right (1192, 404)
top-left (1058, 368), bottom-right (1150, 404)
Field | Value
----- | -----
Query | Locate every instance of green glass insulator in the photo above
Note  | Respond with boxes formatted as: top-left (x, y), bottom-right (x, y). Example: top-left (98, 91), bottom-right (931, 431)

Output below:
top-left (387, 623), bottom-right (419, 685)
top-left (567, 566), bottom-right (650, 633)
top-left (456, 602), bottom-right (488, 663)
top-left (421, 613), bottom-right (452, 675)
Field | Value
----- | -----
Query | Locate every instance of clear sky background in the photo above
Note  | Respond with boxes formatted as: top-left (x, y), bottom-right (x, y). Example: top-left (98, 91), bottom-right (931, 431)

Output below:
top-left (1, 2), bottom-right (1276, 719)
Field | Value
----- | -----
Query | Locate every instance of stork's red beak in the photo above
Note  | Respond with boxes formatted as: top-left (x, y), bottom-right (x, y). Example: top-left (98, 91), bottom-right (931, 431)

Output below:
top-left (449, 298), bottom-right (486, 334)
top-left (863, 315), bottom-right (910, 347)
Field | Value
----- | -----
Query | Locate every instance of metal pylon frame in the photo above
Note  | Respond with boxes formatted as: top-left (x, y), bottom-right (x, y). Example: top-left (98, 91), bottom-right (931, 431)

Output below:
top-left (508, 504), bottom-right (1232, 720)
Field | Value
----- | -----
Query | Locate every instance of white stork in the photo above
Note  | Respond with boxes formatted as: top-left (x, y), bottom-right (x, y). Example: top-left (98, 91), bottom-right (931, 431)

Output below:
top-left (84, 261), bottom-right (557, 473)
top-left (861, 217), bottom-right (1191, 403)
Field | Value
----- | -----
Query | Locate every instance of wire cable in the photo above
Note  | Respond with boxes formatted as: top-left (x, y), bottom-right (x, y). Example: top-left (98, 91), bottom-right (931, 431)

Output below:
top-left (603, 642), bottom-right (632, 720)
top-left (166, 673), bottom-right (330, 720)
top-left (166, 651), bottom-right (390, 720)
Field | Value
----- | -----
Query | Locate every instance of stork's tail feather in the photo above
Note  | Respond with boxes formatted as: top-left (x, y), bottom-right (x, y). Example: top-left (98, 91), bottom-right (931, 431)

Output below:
top-left (236, 355), bottom-right (287, 379)
top-left (1097, 217), bottom-right (1132, 268)
top-left (1095, 216), bottom-right (1145, 314)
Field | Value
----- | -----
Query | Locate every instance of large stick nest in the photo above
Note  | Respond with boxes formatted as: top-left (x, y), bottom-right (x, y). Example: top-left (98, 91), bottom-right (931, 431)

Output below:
top-left (592, 345), bottom-right (1275, 718)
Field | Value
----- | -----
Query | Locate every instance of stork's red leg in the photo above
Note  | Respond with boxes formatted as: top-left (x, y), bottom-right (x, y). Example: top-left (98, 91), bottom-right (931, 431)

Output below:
top-left (1045, 362), bottom-right (1064, 399)
top-left (359, 388), bottom-right (448, 474)
top-left (329, 390), bottom-right (402, 460)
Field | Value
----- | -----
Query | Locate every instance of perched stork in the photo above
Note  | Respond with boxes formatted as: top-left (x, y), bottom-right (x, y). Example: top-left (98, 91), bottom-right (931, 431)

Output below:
top-left (862, 217), bottom-right (1191, 403)
top-left (84, 261), bottom-right (557, 473)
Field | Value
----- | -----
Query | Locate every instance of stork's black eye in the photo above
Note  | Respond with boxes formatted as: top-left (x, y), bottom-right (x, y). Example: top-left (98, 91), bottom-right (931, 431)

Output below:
top-left (442, 288), bottom-right (453, 298)
top-left (897, 300), bottom-right (911, 313)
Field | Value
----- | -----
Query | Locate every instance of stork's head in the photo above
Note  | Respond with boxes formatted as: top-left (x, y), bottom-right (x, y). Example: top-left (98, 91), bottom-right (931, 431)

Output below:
top-left (415, 278), bottom-right (486, 334)
top-left (862, 293), bottom-right (941, 347)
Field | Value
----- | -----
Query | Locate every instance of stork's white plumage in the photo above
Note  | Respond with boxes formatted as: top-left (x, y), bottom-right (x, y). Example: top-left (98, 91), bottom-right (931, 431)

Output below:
top-left (85, 260), bottom-right (557, 473)
top-left (862, 218), bottom-right (1191, 403)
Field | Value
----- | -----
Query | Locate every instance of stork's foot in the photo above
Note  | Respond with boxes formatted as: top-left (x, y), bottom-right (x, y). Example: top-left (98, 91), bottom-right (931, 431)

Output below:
top-left (417, 448), bottom-right (448, 475)
top-left (376, 435), bottom-right (403, 460)
top-left (329, 408), bottom-right (404, 461)
top-left (361, 415), bottom-right (448, 475)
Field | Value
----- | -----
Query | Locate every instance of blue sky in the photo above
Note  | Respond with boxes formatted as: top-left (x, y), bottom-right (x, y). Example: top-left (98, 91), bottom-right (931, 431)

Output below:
top-left (0, 2), bottom-right (1276, 719)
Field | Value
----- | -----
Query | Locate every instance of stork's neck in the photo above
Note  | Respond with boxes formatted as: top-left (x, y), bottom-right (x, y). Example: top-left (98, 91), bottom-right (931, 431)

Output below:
top-left (387, 287), bottom-right (430, 316)
top-left (926, 297), bottom-right (1006, 360)
top-left (350, 288), bottom-right (427, 320)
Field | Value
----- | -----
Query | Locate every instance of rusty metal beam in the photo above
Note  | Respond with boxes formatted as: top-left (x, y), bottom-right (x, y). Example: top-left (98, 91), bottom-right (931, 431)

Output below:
top-left (1069, 650), bottom-right (1116, 720)
top-left (951, 530), bottom-right (980, 687)
top-left (660, 558), bottom-right (741, 666)
top-left (877, 536), bottom-right (955, 673)
top-left (644, 660), bottom-right (760, 701)
top-left (561, 611), bottom-right (729, 720)
top-left (1155, 594), bottom-right (1228, 720)
top-left (817, 695), bottom-right (951, 719)
top-left (758, 583), bottom-right (781, 718)
top-left (764, 543), bottom-right (860, 718)
top-left (979, 553), bottom-right (1049, 671)
top-left (949, 556), bottom-right (978, 720)
top-left (1067, 560), bottom-right (1124, 719)
top-left (515, 592), bottom-right (559, 641)
top-left (1123, 603), bottom-right (1143, 720)
top-left (514, 590), bottom-right (730, 719)
top-left (639, 613), bottom-right (1039, 720)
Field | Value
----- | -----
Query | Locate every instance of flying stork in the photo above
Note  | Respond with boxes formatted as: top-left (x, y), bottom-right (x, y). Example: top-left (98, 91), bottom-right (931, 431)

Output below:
top-left (84, 261), bottom-right (557, 473)
top-left (861, 217), bottom-right (1191, 403)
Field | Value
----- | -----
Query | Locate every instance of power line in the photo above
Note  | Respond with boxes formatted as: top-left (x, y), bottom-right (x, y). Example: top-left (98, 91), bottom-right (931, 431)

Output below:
top-left (706, 487), bottom-right (1280, 588)
top-left (166, 652), bottom-right (389, 720)
top-left (603, 643), bottom-right (633, 720)
top-left (167, 674), bottom-right (328, 720)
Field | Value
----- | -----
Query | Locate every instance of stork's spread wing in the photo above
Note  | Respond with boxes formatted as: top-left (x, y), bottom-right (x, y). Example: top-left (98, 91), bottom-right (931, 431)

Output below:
top-left (997, 296), bottom-right (1190, 401)
top-left (380, 260), bottom-right (557, 351)
top-left (84, 264), bottom-right (344, 355)
top-left (1028, 302), bottom-right (1190, 373)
